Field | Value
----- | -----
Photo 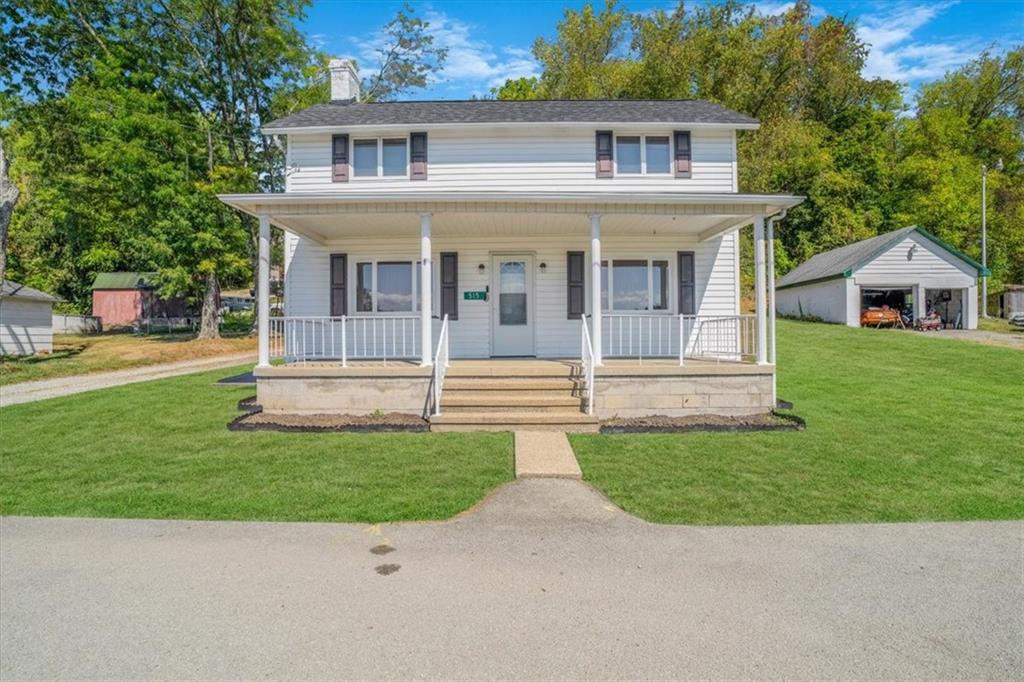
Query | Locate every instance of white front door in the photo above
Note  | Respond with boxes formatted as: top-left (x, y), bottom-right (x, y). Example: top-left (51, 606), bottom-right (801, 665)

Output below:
top-left (491, 254), bottom-right (535, 356)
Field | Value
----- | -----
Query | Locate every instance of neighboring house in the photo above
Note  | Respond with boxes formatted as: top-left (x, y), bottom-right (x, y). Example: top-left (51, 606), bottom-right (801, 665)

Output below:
top-left (775, 226), bottom-right (987, 329)
top-left (0, 280), bottom-right (61, 356)
top-left (91, 272), bottom-right (190, 327)
top-left (219, 59), bottom-right (803, 430)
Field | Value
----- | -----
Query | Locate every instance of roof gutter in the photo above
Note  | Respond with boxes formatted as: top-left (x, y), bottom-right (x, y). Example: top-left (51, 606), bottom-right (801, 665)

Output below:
top-left (261, 120), bottom-right (761, 135)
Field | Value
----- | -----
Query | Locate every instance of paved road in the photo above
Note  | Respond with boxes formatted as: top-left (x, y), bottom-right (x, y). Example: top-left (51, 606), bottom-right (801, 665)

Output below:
top-left (0, 353), bottom-right (255, 407)
top-left (2, 481), bottom-right (1021, 680)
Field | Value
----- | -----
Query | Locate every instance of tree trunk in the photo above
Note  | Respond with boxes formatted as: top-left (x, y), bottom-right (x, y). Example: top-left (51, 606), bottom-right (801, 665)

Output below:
top-left (0, 138), bottom-right (19, 284)
top-left (197, 271), bottom-right (221, 339)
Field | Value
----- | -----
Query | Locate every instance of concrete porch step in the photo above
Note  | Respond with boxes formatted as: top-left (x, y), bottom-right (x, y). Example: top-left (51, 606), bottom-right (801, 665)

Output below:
top-left (441, 392), bottom-right (580, 408)
top-left (430, 412), bottom-right (600, 433)
top-left (443, 378), bottom-right (577, 392)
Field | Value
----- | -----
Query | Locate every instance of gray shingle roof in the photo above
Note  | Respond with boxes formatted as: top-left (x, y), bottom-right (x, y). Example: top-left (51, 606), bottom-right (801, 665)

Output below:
top-left (1, 280), bottom-right (61, 303)
top-left (264, 99), bottom-right (759, 130)
top-left (776, 226), bottom-right (987, 289)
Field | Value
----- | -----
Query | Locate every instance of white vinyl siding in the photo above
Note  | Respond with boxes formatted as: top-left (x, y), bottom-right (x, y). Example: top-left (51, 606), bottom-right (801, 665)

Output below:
top-left (284, 228), bottom-right (739, 358)
top-left (775, 278), bottom-right (851, 325)
top-left (853, 233), bottom-right (977, 288)
top-left (285, 127), bottom-right (737, 193)
top-left (0, 298), bottom-right (55, 356)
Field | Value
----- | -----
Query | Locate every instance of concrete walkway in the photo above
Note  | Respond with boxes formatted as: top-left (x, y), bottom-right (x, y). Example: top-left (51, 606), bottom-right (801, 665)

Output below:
top-left (514, 431), bottom-right (583, 479)
top-left (0, 353), bottom-right (256, 407)
top-left (2, 483), bottom-right (1021, 680)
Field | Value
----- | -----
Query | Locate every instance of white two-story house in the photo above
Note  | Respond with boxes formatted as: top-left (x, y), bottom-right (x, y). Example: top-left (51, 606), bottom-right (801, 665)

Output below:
top-left (220, 59), bottom-right (803, 431)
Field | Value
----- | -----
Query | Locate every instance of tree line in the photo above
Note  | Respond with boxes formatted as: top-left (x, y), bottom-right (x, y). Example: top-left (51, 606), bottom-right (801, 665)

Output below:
top-left (1, 0), bottom-right (1020, 336)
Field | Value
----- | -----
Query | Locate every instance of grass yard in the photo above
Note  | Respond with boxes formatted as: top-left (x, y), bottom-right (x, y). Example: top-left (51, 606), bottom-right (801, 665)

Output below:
top-left (571, 319), bottom-right (1024, 525)
top-left (0, 332), bottom-right (256, 386)
top-left (0, 367), bottom-right (512, 522)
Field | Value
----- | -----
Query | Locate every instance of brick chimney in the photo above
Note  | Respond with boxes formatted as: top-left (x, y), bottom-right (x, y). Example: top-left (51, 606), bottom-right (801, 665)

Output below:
top-left (329, 59), bottom-right (360, 102)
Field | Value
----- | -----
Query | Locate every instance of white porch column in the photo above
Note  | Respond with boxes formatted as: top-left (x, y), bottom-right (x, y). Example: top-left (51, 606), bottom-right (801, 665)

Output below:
top-left (912, 283), bottom-right (925, 321)
top-left (754, 214), bottom-right (768, 365)
top-left (420, 212), bottom-right (433, 366)
top-left (257, 213), bottom-right (271, 368)
top-left (590, 214), bottom-right (603, 365)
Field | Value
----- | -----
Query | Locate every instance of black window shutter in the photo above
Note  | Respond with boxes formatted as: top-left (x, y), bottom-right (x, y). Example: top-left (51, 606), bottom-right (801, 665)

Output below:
top-left (567, 251), bottom-right (585, 319)
top-left (440, 252), bottom-right (458, 320)
top-left (332, 134), bottom-right (349, 182)
top-left (595, 131), bottom-right (613, 178)
top-left (330, 254), bottom-right (347, 316)
top-left (673, 131), bottom-right (692, 178)
top-left (410, 132), bottom-right (428, 180)
top-left (677, 251), bottom-right (695, 315)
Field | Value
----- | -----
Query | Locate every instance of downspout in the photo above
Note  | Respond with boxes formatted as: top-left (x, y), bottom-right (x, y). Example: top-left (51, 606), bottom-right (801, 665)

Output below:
top-left (766, 209), bottom-right (787, 409)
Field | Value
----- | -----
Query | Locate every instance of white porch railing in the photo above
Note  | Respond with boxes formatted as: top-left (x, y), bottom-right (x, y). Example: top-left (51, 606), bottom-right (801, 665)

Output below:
top-left (579, 315), bottom-right (596, 415)
top-left (602, 314), bottom-right (757, 364)
top-left (430, 315), bottom-right (450, 416)
top-left (269, 315), bottom-right (421, 364)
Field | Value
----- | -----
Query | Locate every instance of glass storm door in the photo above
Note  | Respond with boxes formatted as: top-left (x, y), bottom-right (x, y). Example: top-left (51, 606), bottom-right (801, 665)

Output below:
top-left (491, 255), bottom-right (535, 356)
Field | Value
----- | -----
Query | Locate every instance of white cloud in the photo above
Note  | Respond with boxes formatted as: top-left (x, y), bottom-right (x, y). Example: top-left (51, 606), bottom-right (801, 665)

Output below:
top-left (349, 9), bottom-right (540, 97)
top-left (858, 2), bottom-right (979, 83)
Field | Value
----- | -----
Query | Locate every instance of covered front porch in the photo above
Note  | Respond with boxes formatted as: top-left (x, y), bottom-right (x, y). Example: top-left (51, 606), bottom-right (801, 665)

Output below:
top-left (219, 190), bottom-right (799, 423)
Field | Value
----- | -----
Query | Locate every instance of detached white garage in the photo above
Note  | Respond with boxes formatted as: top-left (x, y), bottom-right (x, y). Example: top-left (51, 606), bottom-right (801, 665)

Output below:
top-left (776, 226), bottom-right (987, 329)
top-left (1, 280), bottom-right (61, 356)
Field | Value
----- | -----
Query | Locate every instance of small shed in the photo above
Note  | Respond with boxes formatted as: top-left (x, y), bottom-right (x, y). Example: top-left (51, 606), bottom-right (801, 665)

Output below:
top-left (776, 226), bottom-right (988, 330)
top-left (90, 272), bottom-right (188, 328)
top-left (997, 285), bottom-right (1024, 319)
top-left (0, 280), bottom-right (61, 356)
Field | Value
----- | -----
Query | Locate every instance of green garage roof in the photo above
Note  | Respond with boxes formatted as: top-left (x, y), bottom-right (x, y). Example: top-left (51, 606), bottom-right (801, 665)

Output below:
top-left (90, 272), bottom-right (158, 290)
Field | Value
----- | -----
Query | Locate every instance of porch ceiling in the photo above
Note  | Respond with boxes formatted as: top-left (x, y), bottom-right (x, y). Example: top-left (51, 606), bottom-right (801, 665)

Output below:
top-left (219, 191), bottom-right (805, 245)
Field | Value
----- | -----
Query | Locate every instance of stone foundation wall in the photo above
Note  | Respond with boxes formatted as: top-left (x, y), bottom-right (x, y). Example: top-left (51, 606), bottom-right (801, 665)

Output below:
top-left (258, 376), bottom-right (431, 416)
top-left (593, 373), bottom-right (773, 418)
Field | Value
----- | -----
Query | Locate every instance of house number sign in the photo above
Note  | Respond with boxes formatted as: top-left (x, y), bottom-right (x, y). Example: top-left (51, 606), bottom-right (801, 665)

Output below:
top-left (463, 291), bottom-right (488, 301)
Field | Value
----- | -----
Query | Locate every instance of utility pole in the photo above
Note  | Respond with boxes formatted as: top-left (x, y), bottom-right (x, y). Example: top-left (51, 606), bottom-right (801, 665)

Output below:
top-left (981, 163), bottom-right (988, 318)
top-left (981, 159), bottom-right (1004, 319)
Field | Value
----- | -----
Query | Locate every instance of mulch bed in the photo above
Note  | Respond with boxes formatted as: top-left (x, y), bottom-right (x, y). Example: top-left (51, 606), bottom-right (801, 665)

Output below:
top-left (600, 411), bottom-right (805, 434)
top-left (228, 409), bottom-right (429, 433)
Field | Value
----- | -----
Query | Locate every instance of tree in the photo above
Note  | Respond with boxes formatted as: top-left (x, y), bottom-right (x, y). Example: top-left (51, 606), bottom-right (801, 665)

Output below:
top-left (360, 2), bottom-right (448, 102)
top-left (0, 131), bottom-right (18, 285)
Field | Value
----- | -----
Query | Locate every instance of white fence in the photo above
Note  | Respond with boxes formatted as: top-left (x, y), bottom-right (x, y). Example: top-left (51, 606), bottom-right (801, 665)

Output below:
top-left (52, 314), bottom-right (102, 334)
top-left (270, 316), bottom-right (421, 364)
top-left (602, 314), bottom-right (757, 363)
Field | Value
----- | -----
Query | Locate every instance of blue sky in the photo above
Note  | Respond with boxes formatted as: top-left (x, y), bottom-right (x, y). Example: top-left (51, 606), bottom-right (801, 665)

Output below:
top-left (301, 1), bottom-right (1022, 100)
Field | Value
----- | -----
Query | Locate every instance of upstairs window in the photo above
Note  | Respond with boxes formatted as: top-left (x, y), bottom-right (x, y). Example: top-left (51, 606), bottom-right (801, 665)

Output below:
top-left (615, 135), bottom-right (671, 176)
top-left (352, 138), bottom-right (408, 178)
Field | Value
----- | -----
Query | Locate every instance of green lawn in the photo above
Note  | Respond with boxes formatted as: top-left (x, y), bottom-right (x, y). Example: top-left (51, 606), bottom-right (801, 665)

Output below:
top-left (571, 319), bottom-right (1024, 525)
top-left (0, 332), bottom-right (257, 386)
top-left (0, 368), bottom-right (512, 522)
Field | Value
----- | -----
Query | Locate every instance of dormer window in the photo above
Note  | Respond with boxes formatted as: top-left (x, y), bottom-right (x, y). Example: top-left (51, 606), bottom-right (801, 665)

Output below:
top-left (616, 135), bottom-right (671, 175)
top-left (352, 137), bottom-right (408, 178)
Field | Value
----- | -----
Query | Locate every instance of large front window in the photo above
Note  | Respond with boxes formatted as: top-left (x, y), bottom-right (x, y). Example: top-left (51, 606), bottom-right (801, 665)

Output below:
top-left (355, 260), bottom-right (421, 313)
top-left (601, 258), bottom-right (670, 312)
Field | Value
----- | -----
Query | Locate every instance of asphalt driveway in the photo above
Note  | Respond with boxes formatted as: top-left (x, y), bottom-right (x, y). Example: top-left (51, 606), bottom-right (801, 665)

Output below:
top-left (2, 480), bottom-right (1021, 680)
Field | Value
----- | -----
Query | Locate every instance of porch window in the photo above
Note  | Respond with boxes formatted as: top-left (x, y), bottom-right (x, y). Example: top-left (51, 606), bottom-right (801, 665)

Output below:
top-left (601, 259), bottom-right (671, 312)
top-left (352, 138), bottom-right (409, 178)
top-left (354, 260), bottom-right (421, 313)
top-left (615, 135), bottom-right (672, 175)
